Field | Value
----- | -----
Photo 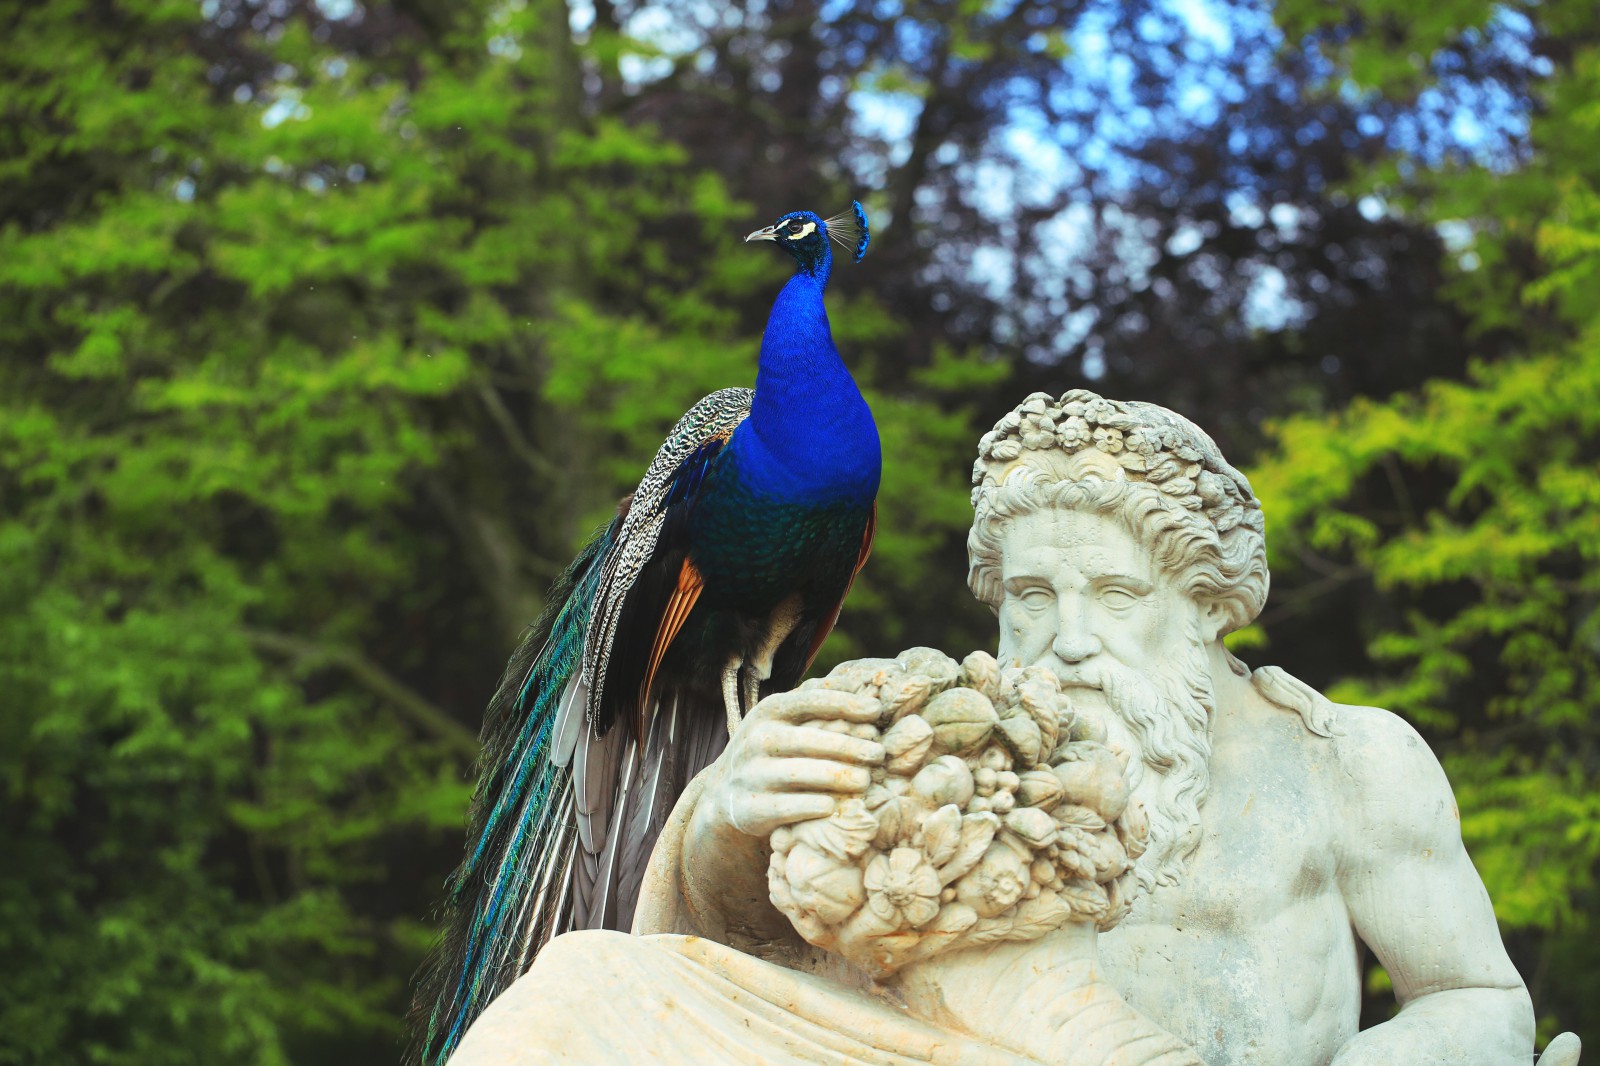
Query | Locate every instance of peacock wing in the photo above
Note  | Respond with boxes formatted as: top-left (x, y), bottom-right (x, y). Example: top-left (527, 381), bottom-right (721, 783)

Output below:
top-left (412, 389), bottom-right (752, 1065)
top-left (579, 386), bottom-right (752, 726)
top-left (804, 499), bottom-right (877, 669)
top-left (563, 387), bottom-right (752, 931)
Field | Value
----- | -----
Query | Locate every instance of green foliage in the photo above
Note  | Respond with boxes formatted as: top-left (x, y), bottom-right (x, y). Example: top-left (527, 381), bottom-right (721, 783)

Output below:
top-left (0, 0), bottom-right (578, 1057)
top-left (0, 1), bottom-right (999, 1060)
top-left (1254, 344), bottom-right (1600, 917)
top-left (8, 0), bottom-right (1597, 1057)
top-left (1253, 0), bottom-right (1600, 1043)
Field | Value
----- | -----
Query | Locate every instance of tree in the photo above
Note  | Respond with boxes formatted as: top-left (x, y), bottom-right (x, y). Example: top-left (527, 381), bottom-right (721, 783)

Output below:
top-left (594, 0), bottom-right (1510, 431)
top-left (7, 0), bottom-right (1588, 1059)
top-left (0, 0), bottom-right (995, 1059)
top-left (0, 0), bottom-right (738, 1059)
top-left (1249, 0), bottom-right (1600, 1043)
top-left (560, 0), bottom-right (1522, 693)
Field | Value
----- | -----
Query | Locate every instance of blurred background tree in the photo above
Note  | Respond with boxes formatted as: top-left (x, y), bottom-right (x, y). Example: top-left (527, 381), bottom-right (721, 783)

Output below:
top-left (1251, 0), bottom-right (1600, 1037)
top-left (0, 0), bottom-right (1591, 1061)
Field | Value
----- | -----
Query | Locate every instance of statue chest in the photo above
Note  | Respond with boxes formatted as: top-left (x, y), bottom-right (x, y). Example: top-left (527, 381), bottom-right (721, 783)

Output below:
top-left (1098, 733), bottom-right (1362, 1064)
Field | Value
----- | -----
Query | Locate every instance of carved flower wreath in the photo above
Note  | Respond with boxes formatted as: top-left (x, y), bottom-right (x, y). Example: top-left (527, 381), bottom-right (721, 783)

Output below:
top-left (765, 648), bottom-right (1149, 978)
top-left (972, 388), bottom-right (1264, 536)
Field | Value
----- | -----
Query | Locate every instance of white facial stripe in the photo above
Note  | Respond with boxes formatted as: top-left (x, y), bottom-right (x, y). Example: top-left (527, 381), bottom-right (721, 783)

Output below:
top-left (790, 221), bottom-right (816, 240)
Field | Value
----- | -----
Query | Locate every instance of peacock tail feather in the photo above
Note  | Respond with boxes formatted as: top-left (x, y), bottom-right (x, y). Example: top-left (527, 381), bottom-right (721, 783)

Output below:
top-left (410, 521), bottom-right (613, 1066)
top-left (410, 391), bottom-right (755, 1065)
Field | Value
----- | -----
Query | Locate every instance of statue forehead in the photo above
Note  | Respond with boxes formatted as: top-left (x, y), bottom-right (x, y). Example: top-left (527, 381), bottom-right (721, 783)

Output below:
top-left (997, 508), bottom-right (1156, 582)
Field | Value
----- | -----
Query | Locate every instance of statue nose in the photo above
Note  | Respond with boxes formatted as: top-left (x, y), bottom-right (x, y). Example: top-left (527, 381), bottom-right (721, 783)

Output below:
top-left (1051, 597), bottom-right (1102, 663)
top-left (1053, 635), bottom-right (1099, 663)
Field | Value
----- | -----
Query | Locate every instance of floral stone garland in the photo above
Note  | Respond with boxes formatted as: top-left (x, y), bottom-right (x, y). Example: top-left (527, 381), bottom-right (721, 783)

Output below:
top-left (766, 647), bottom-right (1149, 978)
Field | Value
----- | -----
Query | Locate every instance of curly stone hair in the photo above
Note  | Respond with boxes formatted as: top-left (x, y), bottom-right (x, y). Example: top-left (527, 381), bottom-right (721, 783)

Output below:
top-left (967, 390), bottom-right (1269, 639)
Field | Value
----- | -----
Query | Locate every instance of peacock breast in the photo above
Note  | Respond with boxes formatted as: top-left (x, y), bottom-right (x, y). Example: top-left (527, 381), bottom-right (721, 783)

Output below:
top-left (687, 456), bottom-right (873, 614)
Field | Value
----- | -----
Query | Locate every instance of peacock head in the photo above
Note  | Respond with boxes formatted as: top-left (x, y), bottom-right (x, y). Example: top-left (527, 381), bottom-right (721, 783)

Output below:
top-left (745, 202), bottom-right (870, 278)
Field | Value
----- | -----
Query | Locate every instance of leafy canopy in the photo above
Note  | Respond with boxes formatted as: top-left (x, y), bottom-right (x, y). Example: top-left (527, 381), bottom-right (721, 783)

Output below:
top-left (1253, 0), bottom-right (1600, 1038)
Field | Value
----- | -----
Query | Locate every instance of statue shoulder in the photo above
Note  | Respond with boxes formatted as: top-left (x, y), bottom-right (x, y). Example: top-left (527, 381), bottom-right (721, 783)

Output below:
top-left (1320, 702), bottom-right (1462, 855)
top-left (1244, 664), bottom-right (1458, 846)
top-left (1324, 702), bottom-right (1447, 788)
top-left (1247, 665), bottom-right (1445, 784)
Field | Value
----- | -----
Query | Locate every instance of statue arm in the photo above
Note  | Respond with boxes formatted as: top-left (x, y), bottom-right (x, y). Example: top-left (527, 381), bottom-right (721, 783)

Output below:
top-left (680, 771), bottom-right (793, 945)
top-left (678, 689), bottom-right (884, 948)
top-left (1330, 707), bottom-right (1534, 1066)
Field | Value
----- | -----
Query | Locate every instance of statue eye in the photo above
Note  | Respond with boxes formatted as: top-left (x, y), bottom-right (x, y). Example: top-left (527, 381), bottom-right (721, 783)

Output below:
top-left (1016, 587), bottom-right (1053, 609)
top-left (1101, 587), bottom-right (1140, 608)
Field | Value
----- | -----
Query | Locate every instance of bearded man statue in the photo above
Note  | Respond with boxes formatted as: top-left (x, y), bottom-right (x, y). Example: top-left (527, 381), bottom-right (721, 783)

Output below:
top-left (447, 391), bottom-right (1575, 1066)
top-left (966, 391), bottom-right (1297, 900)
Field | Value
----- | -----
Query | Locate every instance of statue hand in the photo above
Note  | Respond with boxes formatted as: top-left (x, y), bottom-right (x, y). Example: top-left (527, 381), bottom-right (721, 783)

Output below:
top-left (707, 689), bottom-right (884, 840)
top-left (1537, 1033), bottom-right (1581, 1066)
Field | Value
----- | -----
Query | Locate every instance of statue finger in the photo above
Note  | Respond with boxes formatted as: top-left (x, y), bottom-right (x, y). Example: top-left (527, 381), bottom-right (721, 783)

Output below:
top-left (756, 757), bottom-right (872, 794)
top-left (753, 689), bottom-right (880, 724)
top-left (765, 725), bottom-right (884, 766)
top-left (729, 792), bottom-right (834, 837)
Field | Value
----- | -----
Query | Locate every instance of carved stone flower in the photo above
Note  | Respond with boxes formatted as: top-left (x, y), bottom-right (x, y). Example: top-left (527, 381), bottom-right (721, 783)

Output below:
top-left (790, 797), bottom-right (881, 863)
top-left (1020, 413), bottom-right (1056, 450)
top-left (864, 847), bottom-right (942, 929)
top-left (989, 438), bottom-right (1023, 462)
top-left (1092, 426), bottom-right (1124, 454)
top-left (1085, 398), bottom-right (1119, 424)
top-left (1123, 428), bottom-right (1159, 457)
top-left (954, 843), bottom-right (1031, 917)
top-left (1057, 415), bottom-right (1092, 449)
top-left (783, 843), bottom-right (867, 924)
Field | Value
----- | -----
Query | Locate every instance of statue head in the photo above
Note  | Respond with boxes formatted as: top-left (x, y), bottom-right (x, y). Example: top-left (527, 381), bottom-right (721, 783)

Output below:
top-left (966, 390), bottom-right (1271, 889)
top-left (968, 390), bottom-right (1268, 640)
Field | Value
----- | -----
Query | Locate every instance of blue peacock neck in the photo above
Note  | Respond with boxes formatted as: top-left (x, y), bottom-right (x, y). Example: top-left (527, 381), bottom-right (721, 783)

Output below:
top-left (739, 258), bottom-right (881, 505)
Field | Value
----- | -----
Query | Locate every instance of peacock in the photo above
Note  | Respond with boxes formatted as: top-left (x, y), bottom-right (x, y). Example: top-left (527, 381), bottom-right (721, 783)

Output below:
top-left (411, 203), bottom-right (880, 1065)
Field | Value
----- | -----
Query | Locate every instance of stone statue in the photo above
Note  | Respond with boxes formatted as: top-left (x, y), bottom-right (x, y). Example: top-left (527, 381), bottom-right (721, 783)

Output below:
top-left (450, 390), bottom-right (1580, 1066)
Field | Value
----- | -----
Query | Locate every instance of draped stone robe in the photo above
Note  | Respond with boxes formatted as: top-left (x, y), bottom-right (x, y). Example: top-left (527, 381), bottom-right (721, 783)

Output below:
top-left (449, 771), bottom-right (1047, 1065)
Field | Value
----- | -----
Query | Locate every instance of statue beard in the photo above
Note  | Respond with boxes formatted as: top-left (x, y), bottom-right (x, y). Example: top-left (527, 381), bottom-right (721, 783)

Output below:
top-left (1063, 623), bottom-right (1216, 893)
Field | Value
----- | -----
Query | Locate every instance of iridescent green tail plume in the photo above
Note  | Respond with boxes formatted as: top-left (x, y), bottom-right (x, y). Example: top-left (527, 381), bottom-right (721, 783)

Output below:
top-left (409, 520), bottom-right (614, 1066)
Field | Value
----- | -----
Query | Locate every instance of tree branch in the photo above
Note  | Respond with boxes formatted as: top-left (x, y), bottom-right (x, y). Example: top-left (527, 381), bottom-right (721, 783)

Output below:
top-left (421, 473), bottom-right (548, 638)
top-left (1255, 565), bottom-right (1369, 629)
top-left (476, 380), bottom-right (559, 481)
top-left (245, 628), bottom-right (480, 759)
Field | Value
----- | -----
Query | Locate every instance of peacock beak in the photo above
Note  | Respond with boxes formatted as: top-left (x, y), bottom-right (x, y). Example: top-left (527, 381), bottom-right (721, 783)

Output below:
top-left (744, 225), bottom-right (779, 243)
